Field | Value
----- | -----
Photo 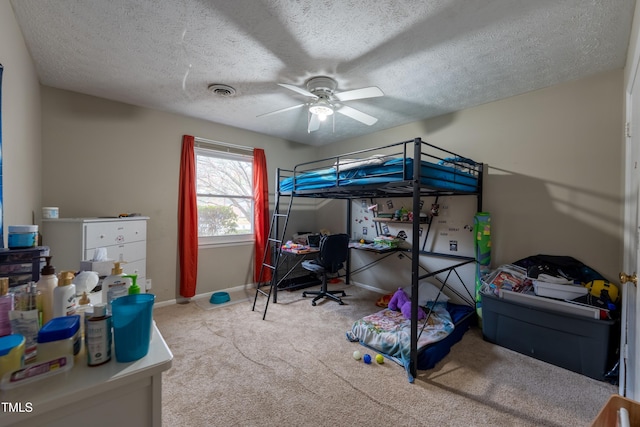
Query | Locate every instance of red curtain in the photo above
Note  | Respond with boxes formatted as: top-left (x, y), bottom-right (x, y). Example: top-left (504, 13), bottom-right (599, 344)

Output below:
top-left (178, 135), bottom-right (198, 298)
top-left (253, 148), bottom-right (271, 283)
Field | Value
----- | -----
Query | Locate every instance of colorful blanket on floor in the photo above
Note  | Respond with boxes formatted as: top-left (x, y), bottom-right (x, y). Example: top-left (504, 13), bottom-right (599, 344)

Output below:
top-left (351, 302), bottom-right (454, 378)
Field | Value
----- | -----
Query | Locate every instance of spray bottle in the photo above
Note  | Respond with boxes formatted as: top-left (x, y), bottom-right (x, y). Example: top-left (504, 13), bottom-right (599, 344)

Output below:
top-left (53, 271), bottom-right (77, 318)
top-left (36, 256), bottom-right (57, 324)
top-left (102, 262), bottom-right (131, 313)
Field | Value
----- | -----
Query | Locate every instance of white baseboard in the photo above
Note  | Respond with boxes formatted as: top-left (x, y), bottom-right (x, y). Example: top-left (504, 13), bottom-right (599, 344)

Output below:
top-left (155, 281), bottom-right (388, 308)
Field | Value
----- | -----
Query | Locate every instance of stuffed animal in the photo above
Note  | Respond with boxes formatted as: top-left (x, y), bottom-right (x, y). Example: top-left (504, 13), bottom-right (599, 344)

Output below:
top-left (388, 287), bottom-right (426, 320)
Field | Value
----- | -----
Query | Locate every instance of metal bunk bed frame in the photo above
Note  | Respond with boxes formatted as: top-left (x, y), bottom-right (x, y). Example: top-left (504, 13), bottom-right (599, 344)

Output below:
top-left (253, 137), bottom-right (484, 379)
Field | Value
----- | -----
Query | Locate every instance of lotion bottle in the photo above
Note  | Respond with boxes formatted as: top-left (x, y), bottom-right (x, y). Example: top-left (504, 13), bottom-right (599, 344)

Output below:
top-left (86, 303), bottom-right (112, 366)
top-left (102, 262), bottom-right (131, 313)
top-left (75, 291), bottom-right (93, 338)
top-left (53, 271), bottom-right (77, 318)
top-left (36, 256), bottom-right (57, 324)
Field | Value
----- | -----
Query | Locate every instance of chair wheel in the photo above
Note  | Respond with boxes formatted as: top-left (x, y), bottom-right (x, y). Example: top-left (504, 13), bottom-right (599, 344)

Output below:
top-left (302, 292), bottom-right (307, 297)
top-left (311, 301), bottom-right (316, 306)
top-left (339, 301), bottom-right (345, 305)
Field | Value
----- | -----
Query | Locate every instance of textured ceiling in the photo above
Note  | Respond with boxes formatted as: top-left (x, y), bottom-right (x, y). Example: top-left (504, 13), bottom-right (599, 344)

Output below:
top-left (9, 0), bottom-right (637, 146)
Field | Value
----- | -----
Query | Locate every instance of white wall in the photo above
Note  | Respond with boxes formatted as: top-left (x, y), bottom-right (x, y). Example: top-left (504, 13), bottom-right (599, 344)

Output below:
top-left (0, 0), bottom-right (42, 241)
top-left (2, 0), bottom-right (626, 301)
top-left (40, 87), bottom-right (318, 302)
top-left (41, 69), bottom-right (626, 302)
top-left (321, 69), bottom-right (624, 284)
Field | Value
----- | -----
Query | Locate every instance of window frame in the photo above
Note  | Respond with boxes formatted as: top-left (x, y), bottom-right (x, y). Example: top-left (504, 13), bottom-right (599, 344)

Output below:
top-left (194, 143), bottom-right (254, 247)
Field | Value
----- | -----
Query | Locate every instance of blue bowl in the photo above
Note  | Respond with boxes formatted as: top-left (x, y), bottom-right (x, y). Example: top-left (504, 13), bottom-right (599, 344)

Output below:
top-left (210, 292), bottom-right (230, 304)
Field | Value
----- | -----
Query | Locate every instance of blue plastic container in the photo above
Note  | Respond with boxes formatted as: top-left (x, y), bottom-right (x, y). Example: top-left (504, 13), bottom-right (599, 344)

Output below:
top-left (7, 225), bottom-right (38, 249)
top-left (111, 294), bottom-right (155, 363)
top-left (210, 292), bottom-right (230, 304)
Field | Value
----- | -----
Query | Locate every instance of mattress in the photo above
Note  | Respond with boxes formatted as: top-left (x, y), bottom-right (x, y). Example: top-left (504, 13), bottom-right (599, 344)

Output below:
top-left (279, 157), bottom-right (478, 193)
top-left (351, 302), bottom-right (475, 382)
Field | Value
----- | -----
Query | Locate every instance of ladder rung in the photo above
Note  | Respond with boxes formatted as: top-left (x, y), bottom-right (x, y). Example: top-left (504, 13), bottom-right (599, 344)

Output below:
top-left (262, 263), bottom-right (276, 270)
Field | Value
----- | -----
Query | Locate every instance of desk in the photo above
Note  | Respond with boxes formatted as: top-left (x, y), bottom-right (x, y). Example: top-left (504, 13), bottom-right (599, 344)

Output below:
top-left (349, 242), bottom-right (400, 253)
top-left (273, 247), bottom-right (320, 303)
top-left (0, 324), bottom-right (173, 427)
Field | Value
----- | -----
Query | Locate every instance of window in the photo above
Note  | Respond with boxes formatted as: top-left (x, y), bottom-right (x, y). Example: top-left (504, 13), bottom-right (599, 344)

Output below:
top-left (195, 142), bottom-right (253, 246)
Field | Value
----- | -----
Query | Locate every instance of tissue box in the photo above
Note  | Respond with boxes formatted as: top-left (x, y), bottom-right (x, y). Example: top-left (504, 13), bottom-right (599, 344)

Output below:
top-left (79, 260), bottom-right (114, 277)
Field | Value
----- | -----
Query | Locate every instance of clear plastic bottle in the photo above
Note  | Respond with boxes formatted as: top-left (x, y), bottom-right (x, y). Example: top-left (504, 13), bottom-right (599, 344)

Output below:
top-left (0, 278), bottom-right (14, 337)
top-left (75, 291), bottom-right (93, 339)
top-left (102, 262), bottom-right (131, 313)
top-left (36, 256), bottom-right (57, 324)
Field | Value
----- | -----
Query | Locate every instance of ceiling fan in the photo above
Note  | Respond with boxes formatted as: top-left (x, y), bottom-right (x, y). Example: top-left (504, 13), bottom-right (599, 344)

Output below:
top-left (258, 76), bottom-right (384, 133)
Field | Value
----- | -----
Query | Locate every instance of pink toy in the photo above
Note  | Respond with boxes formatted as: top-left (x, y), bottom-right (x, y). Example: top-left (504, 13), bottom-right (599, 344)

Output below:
top-left (388, 288), bottom-right (426, 320)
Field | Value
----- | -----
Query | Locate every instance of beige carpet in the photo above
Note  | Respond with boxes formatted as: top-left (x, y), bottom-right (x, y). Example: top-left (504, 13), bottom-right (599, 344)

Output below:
top-left (154, 284), bottom-right (616, 427)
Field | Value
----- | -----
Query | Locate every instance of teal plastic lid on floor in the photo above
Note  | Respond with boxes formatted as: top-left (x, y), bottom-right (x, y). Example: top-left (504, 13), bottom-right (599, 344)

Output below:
top-left (210, 292), bottom-right (230, 304)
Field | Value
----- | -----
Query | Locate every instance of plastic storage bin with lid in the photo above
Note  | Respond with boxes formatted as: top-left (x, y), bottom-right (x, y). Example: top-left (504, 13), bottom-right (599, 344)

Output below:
top-left (7, 225), bottom-right (38, 249)
top-left (37, 315), bottom-right (81, 362)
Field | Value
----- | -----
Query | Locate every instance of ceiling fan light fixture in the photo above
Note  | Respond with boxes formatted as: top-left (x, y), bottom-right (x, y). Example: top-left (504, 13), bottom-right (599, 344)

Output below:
top-left (308, 99), bottom-right (334, 121)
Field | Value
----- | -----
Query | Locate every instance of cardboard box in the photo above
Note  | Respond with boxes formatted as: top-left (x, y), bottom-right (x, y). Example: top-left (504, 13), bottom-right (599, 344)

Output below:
top-left (591, 394), bottom-right (640, 427)
top-left (79, 260), bottom-right (114, 277)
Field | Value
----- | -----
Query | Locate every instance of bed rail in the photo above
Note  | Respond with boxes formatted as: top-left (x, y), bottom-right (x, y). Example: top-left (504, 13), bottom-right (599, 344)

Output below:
top-left (276, 137), bottom-right (483, 200)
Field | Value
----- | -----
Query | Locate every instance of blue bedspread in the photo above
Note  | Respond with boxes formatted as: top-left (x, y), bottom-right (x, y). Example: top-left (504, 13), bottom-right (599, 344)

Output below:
top-left (280, 157), bottom-right (478, 193)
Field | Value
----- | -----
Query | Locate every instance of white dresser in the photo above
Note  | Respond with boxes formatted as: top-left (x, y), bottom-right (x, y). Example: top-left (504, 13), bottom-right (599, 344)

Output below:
top-left (41, 217), bottom-right (148, 290)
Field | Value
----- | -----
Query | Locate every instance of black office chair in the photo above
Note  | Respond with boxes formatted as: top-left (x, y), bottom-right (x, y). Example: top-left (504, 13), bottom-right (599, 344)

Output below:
top-left (301, 233), bottom-right (349, 306)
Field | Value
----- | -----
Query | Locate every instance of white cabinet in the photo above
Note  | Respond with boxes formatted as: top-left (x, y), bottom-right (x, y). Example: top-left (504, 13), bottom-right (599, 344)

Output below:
top-left (0, 325), bottom-right (172, 427)
top-left (41, 217), bottom-right (149, 290)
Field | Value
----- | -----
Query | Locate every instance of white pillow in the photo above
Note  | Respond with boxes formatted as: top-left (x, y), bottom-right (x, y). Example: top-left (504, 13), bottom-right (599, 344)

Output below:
top-left (334, 155), bottom-right (391, 171)
top-left (403, 280), bottom-right (449, 306)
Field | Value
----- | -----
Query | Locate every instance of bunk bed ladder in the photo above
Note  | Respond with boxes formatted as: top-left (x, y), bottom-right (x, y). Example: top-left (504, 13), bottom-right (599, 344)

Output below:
top-left (251, 192), bottom-right (294, 320)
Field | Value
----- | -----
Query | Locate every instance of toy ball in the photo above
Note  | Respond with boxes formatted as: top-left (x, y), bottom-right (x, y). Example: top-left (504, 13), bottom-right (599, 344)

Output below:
top-left (375, 354), bottom-right (384, 364)
top-left (363, 354), bottom-right (372, 364)
top-left (352, 350), bottom-right (362, 360)
top-left (585, 280), bottom-right (619, 303)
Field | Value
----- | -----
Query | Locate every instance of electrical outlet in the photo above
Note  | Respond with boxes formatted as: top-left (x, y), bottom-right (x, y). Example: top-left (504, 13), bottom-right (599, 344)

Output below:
top-left (146, 278), bottom-right (152, 290)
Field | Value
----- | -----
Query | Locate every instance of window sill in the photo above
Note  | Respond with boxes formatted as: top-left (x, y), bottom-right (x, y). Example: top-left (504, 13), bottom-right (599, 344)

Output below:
top-left (198, 240), bottom-right (254, 249)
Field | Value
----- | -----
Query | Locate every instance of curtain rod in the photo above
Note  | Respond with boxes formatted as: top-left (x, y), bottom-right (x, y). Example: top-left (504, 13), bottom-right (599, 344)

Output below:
top-left (194, 137), bottom-right (253, 153)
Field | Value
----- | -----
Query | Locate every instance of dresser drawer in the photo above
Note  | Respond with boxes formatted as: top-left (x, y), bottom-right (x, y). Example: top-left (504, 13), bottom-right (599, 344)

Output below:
top-left (121, 259), bottom-right (146, 281)
top-left (84, 220), bottom-right (146, 249)
top-left (84, 240), bottom-right (146, 265)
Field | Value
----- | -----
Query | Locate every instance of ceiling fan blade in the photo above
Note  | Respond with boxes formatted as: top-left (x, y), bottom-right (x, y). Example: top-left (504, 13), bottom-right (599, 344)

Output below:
top-left (307, 113), bottom-right (320, 133)
top-left (278, 83), bottom-right (318, 99)
top-left (334, 86), bottom-right (384, 102)
top-left (257, 103), bottom-right (305, 118)
top-left (336, 105), bottom-right (378, 126)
